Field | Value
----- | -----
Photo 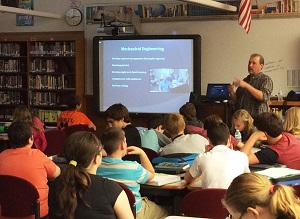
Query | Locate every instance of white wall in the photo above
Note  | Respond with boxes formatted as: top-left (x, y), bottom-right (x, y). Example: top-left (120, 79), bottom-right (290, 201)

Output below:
top-left (139, 18), bottom-right (300, 96)
top-left (1, 0), bottom-right (300, 97)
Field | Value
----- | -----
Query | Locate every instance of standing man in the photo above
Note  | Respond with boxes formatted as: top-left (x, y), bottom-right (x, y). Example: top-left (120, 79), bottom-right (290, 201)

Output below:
top-left (228, 53), bottom-right (273, 117)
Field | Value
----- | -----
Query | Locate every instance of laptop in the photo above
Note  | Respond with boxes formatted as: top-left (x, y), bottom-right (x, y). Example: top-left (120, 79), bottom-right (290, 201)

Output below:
top-left (203, 83), bottom-right (230, 102)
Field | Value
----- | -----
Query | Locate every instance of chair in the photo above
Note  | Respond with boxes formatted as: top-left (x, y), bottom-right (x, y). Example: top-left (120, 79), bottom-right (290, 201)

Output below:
top-left (63, 124), bottom-right (96, 138)
top-left (116, 182), bottom-right (136, 218)
top-left (292, 184), bottom-right (300, 198)
top-left (0, 175), bottom-right (40, 219)
top-left (180, 188), bottom-right (228, 219)
top-left (186, 125), bottom-right (204, 135)
top-left (44, 129), bottom-right (67, 156)
top-left (141, 147), bottom-right (159, 163)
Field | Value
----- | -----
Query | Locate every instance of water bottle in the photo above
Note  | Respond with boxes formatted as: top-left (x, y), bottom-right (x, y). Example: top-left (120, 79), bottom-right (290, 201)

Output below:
top-left (235, 129), bottom-right (242, 142)
top-left (278, 89), bottom-right (283, 102)
top-left (0, 125), bottom-right (7, 133)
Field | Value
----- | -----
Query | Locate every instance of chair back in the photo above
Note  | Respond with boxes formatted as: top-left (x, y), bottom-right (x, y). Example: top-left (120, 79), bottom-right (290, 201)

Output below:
top-left (292, 184), bottom-right (300, 198)
top-left (180, 188), bottom-right (228, 219)
top-left (64, 124), bottom-right (96, 138)
top-left (116, 182), bottom-right (136, 218)
top-left (0, 175), bottom-right (40, 219)
top-left (44, 129), bottom-right (67, 156)
top-left (141, 147), bottom-right (159, 163)
top-left (186, 125), bottom-right (204, 135)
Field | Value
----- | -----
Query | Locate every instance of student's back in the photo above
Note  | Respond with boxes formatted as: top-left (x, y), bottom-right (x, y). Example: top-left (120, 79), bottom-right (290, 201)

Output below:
top-left (0, 122), bottom-right (60, 219)
top-left (140, 114), bottom-right (171, 152)
top-left (105, 103), bottom-right (142, 162)
top-left (184, 122), bottom-right (249, 189)
top-left (13, 105), bottom-right (47, 152)
top-left (97, 127), bottom-right (169, 219)
top-left (57, 95), bottom-right (96, 131)
top-left (161, 113), bottom-right (208, 155)
top-left (49, 131), bottom-right (133, 219)
top-left (139, 128), bottom-right (160, 152)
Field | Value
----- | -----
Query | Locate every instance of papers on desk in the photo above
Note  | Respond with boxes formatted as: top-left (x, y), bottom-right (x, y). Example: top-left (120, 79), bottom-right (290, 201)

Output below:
top-left (144, 173), bottom-right (181, 186)
top-left (256, 167), bottom-right (300, 181)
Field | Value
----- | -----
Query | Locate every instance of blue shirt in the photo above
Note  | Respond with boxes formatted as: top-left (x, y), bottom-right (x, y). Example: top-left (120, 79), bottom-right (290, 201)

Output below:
top-left (159, 80), bottom-right (171, 92)
top-left (139, 129), bottom-right (160, 152)
top-left (97, 157), bottom-right (149, 213)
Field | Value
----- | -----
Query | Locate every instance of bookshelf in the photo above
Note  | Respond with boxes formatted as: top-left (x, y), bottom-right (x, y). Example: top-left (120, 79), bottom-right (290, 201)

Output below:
top-left (0, 32), bottom-right (85, 125)
top-left (140, 12), bottom-right (300, 22)
top-left (137, 1), bottom-right (300, 23)
top-left (0, 42), bottom-right (28, 121)
top-left (83, 2), bottom-right (300, 25)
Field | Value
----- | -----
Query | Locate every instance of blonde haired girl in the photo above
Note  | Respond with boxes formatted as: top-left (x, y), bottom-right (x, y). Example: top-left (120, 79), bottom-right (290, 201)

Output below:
top-left (223, 172), bottom-right (300, 219)
top-left (283, 107), bottom-right (300, 140)
top-left (231, 109), bottom-right (256, 143)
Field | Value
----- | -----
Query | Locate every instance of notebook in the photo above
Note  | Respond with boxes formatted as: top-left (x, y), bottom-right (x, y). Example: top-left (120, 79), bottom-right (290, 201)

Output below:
top-left (203, 83), bottom-right (230, 102)
top-left (144, 173), bottom-right (181, 186)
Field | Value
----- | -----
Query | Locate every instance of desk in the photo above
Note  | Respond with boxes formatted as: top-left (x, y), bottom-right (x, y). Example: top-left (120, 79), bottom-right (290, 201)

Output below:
top-left (0, 133), bottom-right (9, 153)
top-left (140, 180), bottom-right (188, 215)
top-left (195, 101), bottom-right (234, 126)
top-left (277, 179), bottom-right (300, 186)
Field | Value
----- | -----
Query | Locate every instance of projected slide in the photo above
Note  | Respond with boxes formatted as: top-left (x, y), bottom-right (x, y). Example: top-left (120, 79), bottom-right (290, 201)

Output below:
top-left (98, 38), bottom-right (195, 113)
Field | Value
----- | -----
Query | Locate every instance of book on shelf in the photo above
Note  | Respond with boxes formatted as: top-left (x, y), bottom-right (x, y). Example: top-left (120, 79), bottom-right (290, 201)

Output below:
top-left (144, 173), bottom-right (181, 186)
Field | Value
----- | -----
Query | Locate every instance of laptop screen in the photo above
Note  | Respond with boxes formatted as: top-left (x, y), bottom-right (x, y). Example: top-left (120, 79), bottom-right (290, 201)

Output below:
top-left (206, 83), bottom-right (230, 101)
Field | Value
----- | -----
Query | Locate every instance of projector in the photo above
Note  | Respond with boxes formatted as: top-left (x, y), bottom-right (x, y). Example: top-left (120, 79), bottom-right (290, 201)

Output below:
top-left (97, 25), bottom-right (136, 36)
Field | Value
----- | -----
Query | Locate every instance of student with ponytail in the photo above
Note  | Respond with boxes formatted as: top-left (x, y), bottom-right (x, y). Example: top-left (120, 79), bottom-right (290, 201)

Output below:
top-left (223, 172), bottom-right (300, 219)
top-left (48, 131), bottom-right (134, 219)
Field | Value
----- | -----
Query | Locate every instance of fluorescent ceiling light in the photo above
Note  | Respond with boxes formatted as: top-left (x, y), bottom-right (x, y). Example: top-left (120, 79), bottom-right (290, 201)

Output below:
top-left (0, 5), bottom-right (61, 19)
top-left (179, 0), bottom-right (237, 11)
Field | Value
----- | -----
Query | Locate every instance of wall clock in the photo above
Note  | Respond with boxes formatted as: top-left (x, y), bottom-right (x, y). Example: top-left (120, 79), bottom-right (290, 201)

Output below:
top-left (66, 8), bottom-right (82, 26)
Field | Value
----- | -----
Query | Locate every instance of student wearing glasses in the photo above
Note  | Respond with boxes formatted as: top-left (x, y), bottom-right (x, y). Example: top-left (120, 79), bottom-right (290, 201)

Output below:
top-left (48, 131), bottom-right (134, 219)
top-left (222, 172), bottom-right (300, 219)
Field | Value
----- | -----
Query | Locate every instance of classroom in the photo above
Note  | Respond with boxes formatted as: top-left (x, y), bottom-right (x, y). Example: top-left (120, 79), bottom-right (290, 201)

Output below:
top-left (1, 0), bottom-right (300, 126)
top-left (1, 0), bottom-right (300, 218)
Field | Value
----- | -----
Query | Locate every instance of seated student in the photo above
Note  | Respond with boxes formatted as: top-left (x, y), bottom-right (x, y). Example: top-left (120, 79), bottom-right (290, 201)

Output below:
top-left (13, 105), bottom-right (47, 152)
top-left (0, 122), bottom-right (60, 219)
top-left (230, 109), bottom-right (260, 147)
top-left (57, 95), bottom-right (96, 131)
top-left (97, 127), bottom-right (169, 219)
top-left (139, 114), bottom-right (171, 152)
top-left (241, 112), bottom-right (300, 170)
top-left (105, 103), bottom-right (142, 161)
top-left (223, 172), bottom-right (300, 219)
top-left (49, 131), bottom-right (134, 219)
top-left (184, 122), bottom-right (250, 189)
top-left (202, 115), bottom-right (244, 150)
top-left (179, 102), bottom-right (204, 134)
top-left (283, 106), bottom-right (300, 140)
top-left (160, 112), bottom-right (209, 155)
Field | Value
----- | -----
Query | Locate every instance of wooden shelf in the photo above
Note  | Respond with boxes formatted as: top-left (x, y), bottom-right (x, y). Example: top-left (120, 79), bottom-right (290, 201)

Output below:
top-left (140, 12), bottom-right (300, 23)
top-left (269, 100), bottom-right (300, 107)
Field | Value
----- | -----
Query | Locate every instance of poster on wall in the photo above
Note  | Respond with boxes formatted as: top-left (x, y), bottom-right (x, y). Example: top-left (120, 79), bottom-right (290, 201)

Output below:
top-left (16, 0), bottom-right (34, 26)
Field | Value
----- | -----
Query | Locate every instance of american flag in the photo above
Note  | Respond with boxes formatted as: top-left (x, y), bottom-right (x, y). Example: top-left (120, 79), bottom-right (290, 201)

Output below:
top-left (238, 0), bottom-right (252, 33)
